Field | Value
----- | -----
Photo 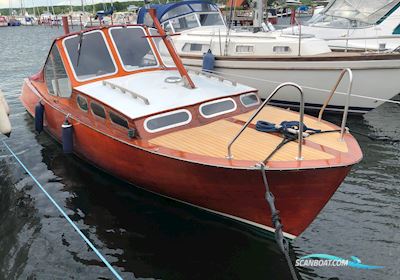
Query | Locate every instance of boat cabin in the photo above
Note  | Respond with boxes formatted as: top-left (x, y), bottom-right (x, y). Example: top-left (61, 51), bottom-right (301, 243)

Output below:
top-left (137, 0), bottom-right (225, 33)
top-left (26, 24), bottom-right (259, 143)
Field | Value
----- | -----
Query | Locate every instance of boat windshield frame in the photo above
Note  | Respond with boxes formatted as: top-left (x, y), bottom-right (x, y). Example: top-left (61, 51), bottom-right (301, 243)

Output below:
top-left (108, 26), bottom-right (161, 72)
top-left (62, 29), bottom-right (119, 82)
top-left (307, 14), bottom-right (375, 29)
top-left (161, 11), bottom-right (226, 33)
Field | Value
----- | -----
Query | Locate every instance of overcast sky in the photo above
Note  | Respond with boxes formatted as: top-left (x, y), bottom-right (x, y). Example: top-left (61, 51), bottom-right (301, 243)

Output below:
top-left (0, 0), bottom-right (134, 9)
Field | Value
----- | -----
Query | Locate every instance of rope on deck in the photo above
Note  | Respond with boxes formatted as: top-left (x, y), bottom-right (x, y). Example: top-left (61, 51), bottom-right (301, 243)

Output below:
top-left (1, 140), bottom-right (124, 280)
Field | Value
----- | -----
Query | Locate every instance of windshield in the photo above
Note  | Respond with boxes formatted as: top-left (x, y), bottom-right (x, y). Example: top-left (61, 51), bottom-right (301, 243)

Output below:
top-left (198, 13), bottom-right (224, 26)
top-left (322, 0), bottom-right (399, 24)
top-left (110, 27), bottom-right (158, 71)
top-left (149, 29), bottom-right (176, 68)
top-left (64, 31), bottom-right (116, 81)
top-left (307, 14), bottom-right (373, 28)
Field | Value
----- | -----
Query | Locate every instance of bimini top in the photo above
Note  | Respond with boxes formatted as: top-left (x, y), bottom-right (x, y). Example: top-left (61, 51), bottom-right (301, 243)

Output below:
top-left (323, 0), bottom-right (400, 24)
top-left (137, 0), bottom-right (220, 26)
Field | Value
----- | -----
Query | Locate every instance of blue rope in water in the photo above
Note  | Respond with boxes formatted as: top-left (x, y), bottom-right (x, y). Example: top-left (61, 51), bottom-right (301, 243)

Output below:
top-left (2, 141), bottom-right (124, 280)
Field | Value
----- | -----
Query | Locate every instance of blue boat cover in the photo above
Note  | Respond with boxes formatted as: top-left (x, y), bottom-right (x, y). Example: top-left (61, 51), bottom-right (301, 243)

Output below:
top-left (137, 0), bottom-right (217, 25)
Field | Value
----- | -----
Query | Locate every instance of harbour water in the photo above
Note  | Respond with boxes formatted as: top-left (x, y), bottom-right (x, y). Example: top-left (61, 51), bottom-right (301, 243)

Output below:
top-left (0, 26), bottom-right (399, 279)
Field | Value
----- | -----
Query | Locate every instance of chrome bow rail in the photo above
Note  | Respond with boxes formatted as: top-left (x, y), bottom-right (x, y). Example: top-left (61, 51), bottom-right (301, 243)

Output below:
top-left (226, 82), bottom-right (305, 161)
top-left (318, 68), bottom-right (353, 141)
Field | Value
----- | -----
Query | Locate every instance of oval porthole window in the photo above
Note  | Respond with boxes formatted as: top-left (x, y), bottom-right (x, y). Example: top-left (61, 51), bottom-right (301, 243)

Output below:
top-left (240, 93), bottom-right (260, 107)
top-left (144, 109), bottom-right (191, 133)
top-left (91, 102), bottom-right (106, 119)
top-left (109, 111), bottom-right (129, 129)
top-left (77, 95), bottom-right (88, 111)
top-left (199, 98), bottom-right (236, 118)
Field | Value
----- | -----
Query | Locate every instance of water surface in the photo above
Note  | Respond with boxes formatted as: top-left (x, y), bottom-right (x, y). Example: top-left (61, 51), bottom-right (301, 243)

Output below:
top-left (0, 26), bottom-right (399, 280)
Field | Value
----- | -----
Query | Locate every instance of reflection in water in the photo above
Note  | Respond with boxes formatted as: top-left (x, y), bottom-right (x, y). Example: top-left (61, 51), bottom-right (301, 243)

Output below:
top-left (0, 26), bottom-right (399, 280)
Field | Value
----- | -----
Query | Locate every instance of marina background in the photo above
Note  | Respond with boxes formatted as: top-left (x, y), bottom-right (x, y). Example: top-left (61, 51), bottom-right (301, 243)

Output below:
top-left (0, 24), bottom-right (399, 280)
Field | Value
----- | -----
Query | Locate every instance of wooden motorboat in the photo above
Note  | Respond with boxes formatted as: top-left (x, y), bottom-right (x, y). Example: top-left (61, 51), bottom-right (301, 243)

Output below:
top-left (20, 11), bottom-right (362, 239)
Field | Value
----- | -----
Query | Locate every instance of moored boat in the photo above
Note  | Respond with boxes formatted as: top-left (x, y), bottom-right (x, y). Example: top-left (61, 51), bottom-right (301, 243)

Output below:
top-left (138, 0), bottom-right (400, 114)
top-left (0, 16), bottom-right (8, 27)
top-left (20, 11), bottom-right (362, 239)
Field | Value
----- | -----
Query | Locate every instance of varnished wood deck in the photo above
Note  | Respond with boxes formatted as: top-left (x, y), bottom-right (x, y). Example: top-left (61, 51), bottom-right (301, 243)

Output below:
top-left (149, 106), bottom-right (348, 162)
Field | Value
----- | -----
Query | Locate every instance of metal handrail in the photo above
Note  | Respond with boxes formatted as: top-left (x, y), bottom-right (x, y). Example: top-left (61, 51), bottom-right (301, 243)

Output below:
top-left (294, 18), bottom-right (302, 56)
top-left (226, 82), bottom-right (305, 160)
top-left (102, 80), bottom-right (150, 105)
top-left (318, 68), bottom-right (353, 141)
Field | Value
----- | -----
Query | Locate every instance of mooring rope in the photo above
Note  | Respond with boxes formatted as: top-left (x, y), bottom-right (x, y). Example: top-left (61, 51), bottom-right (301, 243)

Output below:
top-left (258, 162), bottom-right (298, 280)
top-left (1, 140), bottom-right (124, 280)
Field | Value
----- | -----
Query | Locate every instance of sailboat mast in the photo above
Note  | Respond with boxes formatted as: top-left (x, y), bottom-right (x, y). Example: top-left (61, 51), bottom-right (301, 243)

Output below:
top-left (253, 0), bottom-right (263, 28)
top-left (81, 0), bottom-right (85, 13)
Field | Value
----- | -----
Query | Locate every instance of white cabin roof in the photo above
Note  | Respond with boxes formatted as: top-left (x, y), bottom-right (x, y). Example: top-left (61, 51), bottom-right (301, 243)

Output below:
top-left (75, 70), bottom-right (254, 119)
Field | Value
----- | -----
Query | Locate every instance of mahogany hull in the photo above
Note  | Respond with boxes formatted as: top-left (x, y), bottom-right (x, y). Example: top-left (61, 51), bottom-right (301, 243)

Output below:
top-left (21, 83), bottom-right (352, 238)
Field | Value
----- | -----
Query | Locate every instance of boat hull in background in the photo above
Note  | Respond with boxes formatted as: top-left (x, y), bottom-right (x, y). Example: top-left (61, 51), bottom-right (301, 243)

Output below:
top-left (182, 54), bottom-right (400, 114)
top-left (20, 80), bottom-right (353, 239)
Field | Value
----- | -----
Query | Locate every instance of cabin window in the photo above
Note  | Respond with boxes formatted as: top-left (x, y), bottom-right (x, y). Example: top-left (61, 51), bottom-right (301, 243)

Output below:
top-left (109, 111), bottom-right (129, 129)
top-left (44, 45), bottom-right (72, 98)
top-left (182, 43), bottom-right (209, 52)
top-left (109, 27), bottom-right (158, 71)
top-left (150, 29), bottom-right (175, 67)
top-left (163, 22), bottom-right (173, 33)
top-left (161, 5), bottom-right (192, 22)
top-left (273, 46), bottom-right (291, 53)
top-left (144, 109), bottom-right (192, 133)
top-left (393, 24), bottom-right (400, 35)
top-left (198, 13), bottom-right (224, 26)
top-left (240, 93), bottom-right (260, 107)
top-left (90, 102), bottom-right (106, 119)
top-left (199, 98), bottom-right (237, 118)
top-left (235, 45), bottom-right (254, 53)
top-left (77, 95), bottom-right (88, 111)
top-left (190, 3), bottom-right (218, 12)
top-left (170, 14), bottom-right (200, 32)
top-left (64, 31), bottom-right (117, 81)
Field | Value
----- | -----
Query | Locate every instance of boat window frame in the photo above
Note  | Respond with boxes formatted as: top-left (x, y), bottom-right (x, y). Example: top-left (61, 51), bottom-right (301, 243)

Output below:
top-left (196, 12), bottom-right (226, 27)
top-left (182, 42), bottom-right (209, 53)
top-left (76, 94), bottom-right (89, 112)
top-left (43, 44), bottom-right (72, 98)
top-left (162, 11), bottom-right (225, 33)
top-left (108, 26), bottom-right (161, 72)
top-left (235, 44), bottom-right (255, 54)
top-left (167, 12), bottom-right (201, 33)
top-left (240, 93), bottom-right (260, 108)
top-left (199, 98), bottom-right (237, 119)
top-left (62, 30), bottom-right (118, 83)
top-left (144, 109), bottom-right (192, 133)
top-left (90, 101), bottom-right (107, 120)
top-left (109, 111), bottom-right (129, 129)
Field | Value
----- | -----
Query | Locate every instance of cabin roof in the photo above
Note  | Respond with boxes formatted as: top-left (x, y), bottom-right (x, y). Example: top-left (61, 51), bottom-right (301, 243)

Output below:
top-left (75, 70), bottom-right (255, 120)
top-left (137, 0), bottom-right (217, 25)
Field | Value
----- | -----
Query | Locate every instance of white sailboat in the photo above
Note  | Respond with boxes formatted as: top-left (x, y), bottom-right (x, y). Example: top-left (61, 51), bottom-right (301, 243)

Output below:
top-left (283, 0), bottom-right (400, 51)
top-left (138, 0), bottom-right (400, 114)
